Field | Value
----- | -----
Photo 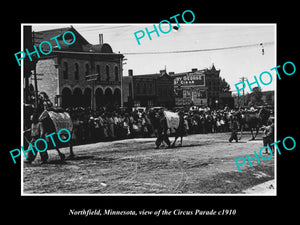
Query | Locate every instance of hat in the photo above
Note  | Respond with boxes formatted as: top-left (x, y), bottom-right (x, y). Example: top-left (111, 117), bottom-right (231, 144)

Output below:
top-left (249, 107), bottom-right (256, 112)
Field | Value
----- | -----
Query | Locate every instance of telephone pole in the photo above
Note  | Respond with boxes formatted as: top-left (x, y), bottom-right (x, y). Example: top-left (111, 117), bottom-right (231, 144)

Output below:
top-left (240, 76), bottom-right (247, 106)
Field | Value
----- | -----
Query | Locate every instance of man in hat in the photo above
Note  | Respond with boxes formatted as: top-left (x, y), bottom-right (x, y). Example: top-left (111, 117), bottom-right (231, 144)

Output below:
top-left (24, 112), bottom-right (49, 164)
top-left (229, 115), bottom-right (239, 143)
top-left (261, 116), bottom-right (274, 153)
top-left (155, 109), bottom-right (171, 149)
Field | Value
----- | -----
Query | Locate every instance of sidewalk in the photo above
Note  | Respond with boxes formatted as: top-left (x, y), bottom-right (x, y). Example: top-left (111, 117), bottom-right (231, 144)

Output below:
top-left (242, 179), bottom-right (275, 195)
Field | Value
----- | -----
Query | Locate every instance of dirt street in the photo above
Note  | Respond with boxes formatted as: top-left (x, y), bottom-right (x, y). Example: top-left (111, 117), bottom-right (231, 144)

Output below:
top-left (23, 132), bottom-right (275, 194)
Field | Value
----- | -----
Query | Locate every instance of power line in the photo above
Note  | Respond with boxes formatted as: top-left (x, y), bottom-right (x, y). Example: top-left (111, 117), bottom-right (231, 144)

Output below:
top-left (122, 41), bottom-right (274, 55)
top-left (75, 25), bottom-right (132, 32)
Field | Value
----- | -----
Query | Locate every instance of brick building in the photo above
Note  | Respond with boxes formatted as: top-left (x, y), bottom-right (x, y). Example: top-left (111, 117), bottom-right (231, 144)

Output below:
top-left (205, 64), bottom-right (221, 108)
top-left (261, 90), bottom-right (274, 106)
top-left (29, 26), bottom-right (124, 109)
top-left (122, 70), bottom-right (134, 107)
top-left (132, 69), bottom-right (175, 108)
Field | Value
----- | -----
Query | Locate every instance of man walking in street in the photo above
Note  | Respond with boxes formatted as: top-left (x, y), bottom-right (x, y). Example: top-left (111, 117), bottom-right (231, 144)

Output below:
top-left (24, 112), bottom-right (49, 164)
top-left (155, 110), bottom-right (171, 149)
top-left (261, 117), bottom-right (274, 154)
top-left (229, 115), bottom-right (239, 143)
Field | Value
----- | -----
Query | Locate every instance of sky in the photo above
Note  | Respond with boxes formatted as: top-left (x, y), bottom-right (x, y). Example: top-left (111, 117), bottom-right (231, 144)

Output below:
top-left (31, 23), bottom-right (276, 94)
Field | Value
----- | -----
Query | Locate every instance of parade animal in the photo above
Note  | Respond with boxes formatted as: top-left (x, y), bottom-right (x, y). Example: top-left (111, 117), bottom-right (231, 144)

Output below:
top-left (24, 90), bottom-right (75, 162)
top-left (238, 108), bottom-right (271, 140)
top-left (171, 111), bottom-right (186, 147)
top-left (39, 108), bottom-right (75, 160)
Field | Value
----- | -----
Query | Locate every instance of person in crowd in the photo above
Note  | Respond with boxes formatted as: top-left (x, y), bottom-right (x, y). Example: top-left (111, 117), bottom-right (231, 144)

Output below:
top-left (261, 117), bottom-right (274, 154)
top-left (228, 115), bottom-right (239, 143)
top-left (106, 113), bottom-right (115, 139)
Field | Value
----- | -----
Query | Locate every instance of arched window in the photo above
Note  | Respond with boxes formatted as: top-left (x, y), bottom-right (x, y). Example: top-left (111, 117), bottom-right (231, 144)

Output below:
top-left (85, 63), bottom-right (90, 76)
top-left (74, 63), bottom-right (79, 80)
top-left (63, 62), bottom-right (68, 79)
top-left (129, 83), bottom-right (132, 97)
top-left (114, 66), bottom-right (119, 81)
top-left (61, 87), bottom-right (72, 107)
top-left (106, 65), bottom-right (110, 81)
top-left (96, 65), bottom-right (100, 81)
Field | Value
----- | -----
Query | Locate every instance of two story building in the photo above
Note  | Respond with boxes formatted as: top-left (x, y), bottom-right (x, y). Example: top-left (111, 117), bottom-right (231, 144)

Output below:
top-left (29, 26), bottom-right (124, 109)
top-left (132, 69), bottom-right (175, 108)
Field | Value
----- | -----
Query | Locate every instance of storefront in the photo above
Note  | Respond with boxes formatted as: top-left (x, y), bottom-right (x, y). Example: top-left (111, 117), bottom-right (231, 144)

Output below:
top-left (172, 70), bottom-right (208, 107)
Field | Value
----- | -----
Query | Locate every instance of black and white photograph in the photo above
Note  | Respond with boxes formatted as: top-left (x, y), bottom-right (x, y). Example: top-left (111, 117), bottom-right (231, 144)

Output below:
top-left (5, 5), bottom-right (298, 223)
top-left (21, 23), bottom-right (276, 195)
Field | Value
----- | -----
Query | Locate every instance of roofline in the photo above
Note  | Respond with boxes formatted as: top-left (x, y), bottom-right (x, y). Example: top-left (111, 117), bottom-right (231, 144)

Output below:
top-left (34, 26), bottom-right (90, 45)
top-left (52, 50), bottom-right (124, 57)
top-left (34, 26), bottom-right (72, 33)
top-left (169, 70), bottom-right (207, 77)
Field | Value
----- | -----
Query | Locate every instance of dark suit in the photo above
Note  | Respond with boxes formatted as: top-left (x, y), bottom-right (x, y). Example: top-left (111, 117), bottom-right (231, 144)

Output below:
top-left (155, 116), bottom-right (171, 148)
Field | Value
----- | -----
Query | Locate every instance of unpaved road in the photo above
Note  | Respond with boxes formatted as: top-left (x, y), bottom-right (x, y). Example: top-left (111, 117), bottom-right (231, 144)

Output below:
top-left (23, 132), bottom-right (275, 194)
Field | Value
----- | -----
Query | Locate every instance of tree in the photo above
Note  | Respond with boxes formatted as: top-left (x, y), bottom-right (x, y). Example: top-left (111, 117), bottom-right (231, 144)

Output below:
top-left (250, 87), bottom-right (263, 106)
top-left (219, 77), bottom-right (231, 92)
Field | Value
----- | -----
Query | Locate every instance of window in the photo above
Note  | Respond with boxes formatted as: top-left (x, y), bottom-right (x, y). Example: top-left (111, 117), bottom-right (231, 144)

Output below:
top-left (74, 63), bottom-right (79, 80)
top-left (114, 66), bottom-right (119, 81)
top-left (168, 87), bottom-right (173, 96)
top-left (129, 83), bottom-right (132, 97)
top-left (149, 83), bottom-right (152, 91)
top-left (136, 83), bottom-right (140, 94)
top-left (106, 65), bottom-right (110, 81)
top-left (158, 88), bottom-right (162, 96)
top-left (96, 65), bottom-right (100, 81)
top-left (85, 64), bottom-right (90, 76)
top-left (63, 62), bottom-right (68, 79)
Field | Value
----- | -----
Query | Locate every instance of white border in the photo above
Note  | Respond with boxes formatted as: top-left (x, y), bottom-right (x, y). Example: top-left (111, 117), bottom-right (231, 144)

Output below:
top-left (21, 23), bottom-right (277, 196)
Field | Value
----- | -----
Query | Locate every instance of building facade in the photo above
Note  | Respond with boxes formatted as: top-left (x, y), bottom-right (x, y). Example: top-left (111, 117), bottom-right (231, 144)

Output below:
top-left (132, 70), bottom-right (175, 108)
top-left (122, 69), bottom-right (134, 108)
top-left (261, 90), bottom-right (274, 106)
top-left (171, 68), bottom-right (208, 107)
top-left (204, 64), bottom-right (221, 108)
top-left (130, 65), bottom-right (232, 109)
top-left (29, 27), bottom-right (124, 110)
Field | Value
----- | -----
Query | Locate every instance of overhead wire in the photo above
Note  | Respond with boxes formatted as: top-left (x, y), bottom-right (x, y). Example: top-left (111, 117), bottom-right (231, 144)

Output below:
top-left (122, 41), bottom-right (275, 55)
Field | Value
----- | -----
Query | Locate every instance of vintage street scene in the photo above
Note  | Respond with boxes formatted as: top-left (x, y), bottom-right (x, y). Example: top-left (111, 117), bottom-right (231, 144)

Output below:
top-left (23, 132), bottom-right (274, 194)
top-left (22, 24), bottom-right (276, 194)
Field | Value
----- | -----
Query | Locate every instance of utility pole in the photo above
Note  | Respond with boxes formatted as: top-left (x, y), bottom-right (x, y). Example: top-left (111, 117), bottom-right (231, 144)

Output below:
top-left (30, 30), bottom-right (43, 109)
top-left (31, 31), bottom-right (39, 109)
top-left (85, 74), bottom-right (99, 110)
top-left (120, 56), bottom-right (127, 108)
top-left (240, 76), bottom-right (247, 107)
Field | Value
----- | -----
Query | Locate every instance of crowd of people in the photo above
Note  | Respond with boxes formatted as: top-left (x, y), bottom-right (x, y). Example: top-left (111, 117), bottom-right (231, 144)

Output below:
top-left (64, 105), bottom-right (272, 146)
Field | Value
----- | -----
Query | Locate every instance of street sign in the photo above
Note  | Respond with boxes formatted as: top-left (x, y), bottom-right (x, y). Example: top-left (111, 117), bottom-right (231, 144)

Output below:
top-left (85, 73), bottom-right (99, 81)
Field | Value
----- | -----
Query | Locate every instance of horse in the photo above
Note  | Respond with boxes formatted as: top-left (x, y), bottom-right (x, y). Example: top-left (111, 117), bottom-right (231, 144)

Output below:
top-left (238, 108), bottom-right (271, 140)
